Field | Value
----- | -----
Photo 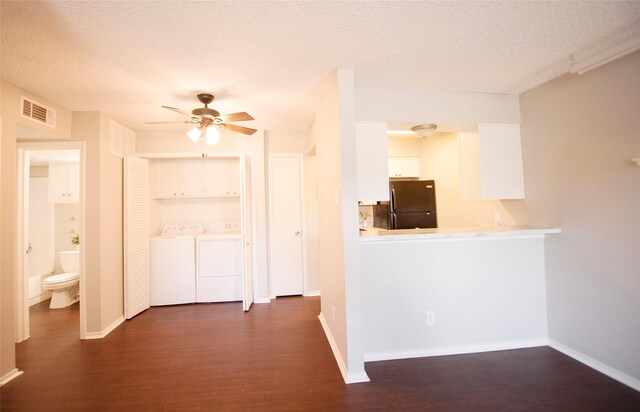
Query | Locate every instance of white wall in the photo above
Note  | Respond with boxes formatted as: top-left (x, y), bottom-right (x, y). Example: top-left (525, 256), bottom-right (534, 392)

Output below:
top-left (311, 69), bottom-right (368, 383)
top-left (507, 51), bottom-right (640, 385)
top-left (362, 237), bottom-right (548, 360)
top-left (1, 80), bottom-right (73, 381)
top-left (53, 204), bottom-right (79, 273)
top-left (355, 88), bottom-right (520, 124)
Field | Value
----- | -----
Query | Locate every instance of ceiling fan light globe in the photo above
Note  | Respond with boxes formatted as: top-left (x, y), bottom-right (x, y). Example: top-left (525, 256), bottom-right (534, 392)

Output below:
top-left (186, 127), bottom-right (202, 142)
top-left (205, 126), bottom-right (221, 145)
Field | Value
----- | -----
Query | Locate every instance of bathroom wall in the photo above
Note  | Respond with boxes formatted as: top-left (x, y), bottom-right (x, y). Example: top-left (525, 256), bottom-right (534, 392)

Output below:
top-left (54, 204), bottom-right (79, 273)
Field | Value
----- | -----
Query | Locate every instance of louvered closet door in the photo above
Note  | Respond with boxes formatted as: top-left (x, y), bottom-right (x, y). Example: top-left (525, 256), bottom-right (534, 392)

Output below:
top-left (241, 155), bottom-right (254, 311)
top-left (124, 156), bottom-right (150, 319)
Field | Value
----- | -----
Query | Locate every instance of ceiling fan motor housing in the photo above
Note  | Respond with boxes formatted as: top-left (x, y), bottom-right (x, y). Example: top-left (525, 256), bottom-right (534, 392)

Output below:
top-left (192, 107), bottom-right (220, 118)
top-left (193, 93), bottom-right (220, 117)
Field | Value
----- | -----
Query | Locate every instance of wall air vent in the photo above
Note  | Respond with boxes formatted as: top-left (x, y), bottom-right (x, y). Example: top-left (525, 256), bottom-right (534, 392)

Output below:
top-left (21, 96), bottom-right (56, 128)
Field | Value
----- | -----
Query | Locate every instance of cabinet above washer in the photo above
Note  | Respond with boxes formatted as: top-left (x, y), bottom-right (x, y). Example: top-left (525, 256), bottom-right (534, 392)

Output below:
top-left (152, 157), bottom-right (240, 199)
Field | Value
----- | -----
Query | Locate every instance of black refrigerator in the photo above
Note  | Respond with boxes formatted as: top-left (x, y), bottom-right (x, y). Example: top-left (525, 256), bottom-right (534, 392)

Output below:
top-left (385, 180), bottom-right (437, 229)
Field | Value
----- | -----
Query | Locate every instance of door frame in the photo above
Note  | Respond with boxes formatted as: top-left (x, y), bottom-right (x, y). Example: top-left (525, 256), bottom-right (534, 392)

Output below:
top-left (267, 153), bottom-right (308, 298)
top-left (16, 141), bottom-right (87, 340)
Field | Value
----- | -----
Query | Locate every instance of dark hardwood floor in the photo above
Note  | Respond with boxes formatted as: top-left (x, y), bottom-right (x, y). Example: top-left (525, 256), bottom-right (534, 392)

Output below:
top-left (1, 297), bottom-right (638, 411)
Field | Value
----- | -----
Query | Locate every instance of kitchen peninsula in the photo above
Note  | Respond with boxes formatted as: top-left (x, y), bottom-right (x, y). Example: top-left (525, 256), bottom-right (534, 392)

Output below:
top-left (360, 225), bottom-right (560, 362)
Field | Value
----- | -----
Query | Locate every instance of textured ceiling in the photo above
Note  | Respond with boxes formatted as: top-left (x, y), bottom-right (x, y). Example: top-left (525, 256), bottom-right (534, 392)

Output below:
top-left (2, 1), bottom-right (639, 133)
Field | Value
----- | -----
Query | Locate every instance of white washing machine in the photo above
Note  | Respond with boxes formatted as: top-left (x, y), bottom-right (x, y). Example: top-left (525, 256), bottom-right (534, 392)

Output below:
top-left (149, 223), bottom-right (204, 306)
top-left (196, 221), bottom-right (243, 303)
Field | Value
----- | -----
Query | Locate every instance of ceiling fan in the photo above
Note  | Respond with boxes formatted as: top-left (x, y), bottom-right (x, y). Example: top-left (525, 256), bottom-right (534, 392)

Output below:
top-left (145, 93), bottom-right (257, 144)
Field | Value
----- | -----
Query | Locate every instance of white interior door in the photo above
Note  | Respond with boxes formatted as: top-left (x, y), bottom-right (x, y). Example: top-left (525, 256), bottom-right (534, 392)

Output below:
top-left (124, 156), bottom-right (150, 319)
top-left (269, 154), bottom-right (305, 297)
top-left (241, 155), bottom-right (254, 311)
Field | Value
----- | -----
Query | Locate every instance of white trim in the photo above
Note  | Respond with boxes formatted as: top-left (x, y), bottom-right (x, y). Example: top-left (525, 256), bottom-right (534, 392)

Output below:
top-left (0, 369), bottom-right (24, 386)
top-left (16, 141), bottom-right (87, 339)
top-left (136, 151), bottom-right (245, 160)
top-left (267, 153), bottom-right (308, 298)
top-left (549, 339), bottom-right (640, 392)
top-left (318, 313), bottom-right (348, 382)
top-left (318, 313), bottom-right (370, 384)
top-left (253, 297), bottom-right (271, 304)
top-left (28, 291), bottom-right (52, 306)
top-left (303, 290), bottom-right (321, 297)
top-left (570, 24), bottom-right (640, 75)
top-left (364, 338), bottom-right (548, 362)
top-left (83, 316), bottom-right (125, 340)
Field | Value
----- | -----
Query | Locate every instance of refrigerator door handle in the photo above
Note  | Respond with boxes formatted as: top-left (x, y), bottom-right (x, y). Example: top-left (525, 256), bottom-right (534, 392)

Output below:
top-left (390, 212), bottom-right (396, 229)
top-left (390, 187), bottom-right (396, 212)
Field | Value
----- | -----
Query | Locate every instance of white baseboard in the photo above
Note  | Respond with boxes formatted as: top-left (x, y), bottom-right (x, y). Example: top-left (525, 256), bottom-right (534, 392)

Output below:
top-left (549, 339), bottom-right (640, 392)
top-left (28, 291), bottom-right (52, 307)
top-left (318, 313), bottom-right (370, 384)
top-left (304, 290), bottom-right (321, 297)
top-left (253, 297), bottom-right (271, 304)
top-left (364, 338), bottom-right (548, 362)
top-left (84, 316), bottom-right (125, 340)
top-left (0, 369), bottom-right (23, 386)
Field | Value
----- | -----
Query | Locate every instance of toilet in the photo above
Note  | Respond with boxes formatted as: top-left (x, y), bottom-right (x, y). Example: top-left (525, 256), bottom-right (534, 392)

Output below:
top-left (43, 250), bottom-right (80, 309)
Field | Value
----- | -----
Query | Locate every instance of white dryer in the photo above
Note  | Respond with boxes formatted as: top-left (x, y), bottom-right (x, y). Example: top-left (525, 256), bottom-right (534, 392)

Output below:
top-left (196, 221), bottom-right (243, 303)
top-left (149, 223), bottom-right (204, 306)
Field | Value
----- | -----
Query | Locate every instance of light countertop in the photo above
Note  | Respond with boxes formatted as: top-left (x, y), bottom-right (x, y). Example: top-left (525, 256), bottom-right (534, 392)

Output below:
top-left (359, 225), bottom-right (561, 242)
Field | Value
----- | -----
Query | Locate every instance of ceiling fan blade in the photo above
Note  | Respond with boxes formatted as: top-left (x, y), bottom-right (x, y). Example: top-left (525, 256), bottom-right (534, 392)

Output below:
top-left (161, 105), bottom-right (197, 118)
top-left (144, 120), bottom-right (195, 124)
top-left (217, 112), bottom-right (254, 122)
top-left (223, 123), bottom-right (257, 135)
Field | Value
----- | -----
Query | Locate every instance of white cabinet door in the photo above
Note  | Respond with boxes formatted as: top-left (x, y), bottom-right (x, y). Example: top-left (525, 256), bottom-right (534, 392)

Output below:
top-left (180, 160), bottom-right (203, 197)
top-left (356, 121), bottom-right (390, 202)
top-left (388, 157), bottom-right (420, 178)
top-left (202, 159), bottom-right (226, 197)
top-left (203, 157), bottom-right (240, 197)
top-left (153, 157), bottom-right (242, 199)
top-left (124, 156), bottom-right (150, 319)
top-left (48, 163), bottom-right (79, 203)
top-left (459, 124), bottom-right (525, 200)
top-left (66, 163), bottom-right (80, 203)
top-left (48, 164), bottom-right (68, 203)
top-left (241, 155), bottom-right (254, 311)
top-left (226, 158), bottom-right (241, 196)
top-left (154, 160), bottom-right (181, 198)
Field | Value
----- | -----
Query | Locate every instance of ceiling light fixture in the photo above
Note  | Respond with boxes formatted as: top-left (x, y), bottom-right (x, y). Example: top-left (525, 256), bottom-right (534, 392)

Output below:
top-left (186, 127), bottom-right (202, 142)
top-left (186, 122), bottom-right (222, 145)
top-left (205, 126), bottom-right (221, 145)
top-left (411, 124), bottom-right (438, 137)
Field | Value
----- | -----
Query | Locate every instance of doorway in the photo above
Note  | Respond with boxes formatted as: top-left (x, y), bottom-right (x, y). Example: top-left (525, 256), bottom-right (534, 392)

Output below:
top-left (268, 154), bottom-right (307, 297)
top-left (16, 141), bottom-right (86, 341)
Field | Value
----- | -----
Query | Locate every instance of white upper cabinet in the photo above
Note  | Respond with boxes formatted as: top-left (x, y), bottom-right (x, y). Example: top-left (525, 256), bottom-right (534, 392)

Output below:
top-left (48, 163), bottom-right (79, 203)
top-left (154, 160), bottom-right (183, 198)
top-left (153, 157), bottom-right (241, 199)
top-left (459, 124), bottom-right (525, 200)
top-left (356, 121), bottom-right (390, 202)
top-left (388, 157), bottom-right (420, 178)
top-left (203, 158), bottom-right (240, 197)
top-left (180, 160), bottom-right (204, 197)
